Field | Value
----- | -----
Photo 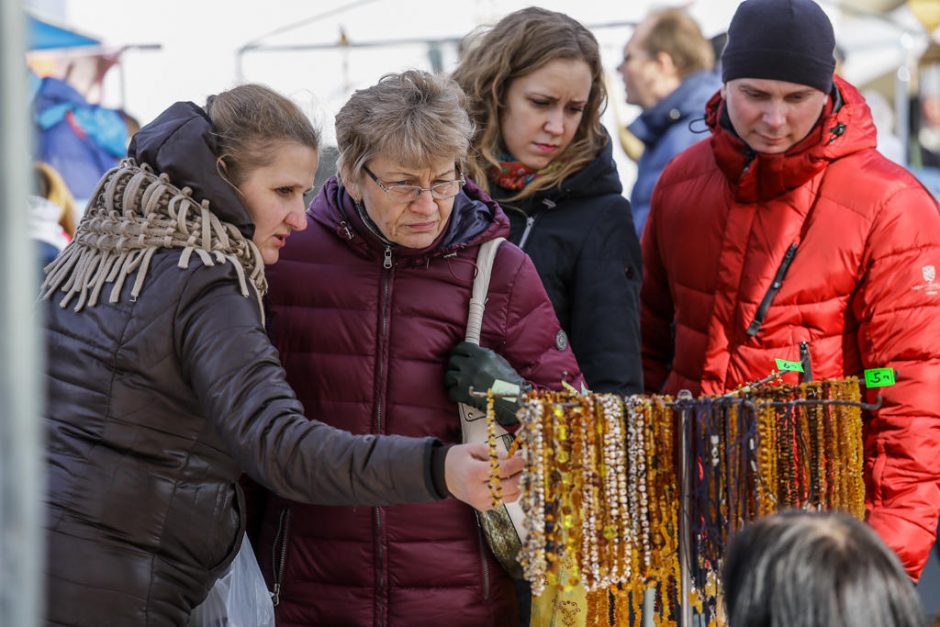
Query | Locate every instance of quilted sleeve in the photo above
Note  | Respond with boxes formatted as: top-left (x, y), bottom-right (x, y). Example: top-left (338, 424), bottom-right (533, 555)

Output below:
top-left (853, 183), bottom-right (940, 581)
top-left (489, 244), bottom-right (585, 394)
top-left (174, 262), bottom-right (440, 507)
top-left (640, 182), bottom-right (676, 394)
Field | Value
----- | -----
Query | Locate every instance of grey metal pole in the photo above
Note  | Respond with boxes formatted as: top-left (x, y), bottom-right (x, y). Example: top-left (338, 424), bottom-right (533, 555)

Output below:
top-left (0, 1), bottom-right (44, 625)
top-left (677, 389), bottom-right (693, 627)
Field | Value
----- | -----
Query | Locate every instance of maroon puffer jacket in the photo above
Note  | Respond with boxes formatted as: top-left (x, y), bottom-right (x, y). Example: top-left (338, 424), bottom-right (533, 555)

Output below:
top-left (642, 76), bottom-right (940, 579)
top-left (253, 177), bottom-right (583, 626)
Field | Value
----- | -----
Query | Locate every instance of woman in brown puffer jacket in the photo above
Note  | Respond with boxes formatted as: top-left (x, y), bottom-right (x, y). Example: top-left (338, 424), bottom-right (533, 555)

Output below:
top-left (41, 84), bottom-right (521, 627)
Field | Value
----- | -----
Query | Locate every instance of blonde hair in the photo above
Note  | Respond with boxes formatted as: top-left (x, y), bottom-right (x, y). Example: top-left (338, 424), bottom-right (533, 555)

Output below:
top-left (452, 7), bottom-right (608, 200)
top-left (641, 9), bottom-right (714, 79)
top-left (34, 162), bottom-right (77, 238)
top-left (335, 70), bottom-right (473, 183)
top-left (205, 84), bottom-right (320, 187)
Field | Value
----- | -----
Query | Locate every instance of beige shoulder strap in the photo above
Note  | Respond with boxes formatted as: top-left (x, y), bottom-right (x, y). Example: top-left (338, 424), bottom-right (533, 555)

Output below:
top-left (465, 237), bottom-right (504, 344)
top-left (457, 237), bottom-right (527, 549)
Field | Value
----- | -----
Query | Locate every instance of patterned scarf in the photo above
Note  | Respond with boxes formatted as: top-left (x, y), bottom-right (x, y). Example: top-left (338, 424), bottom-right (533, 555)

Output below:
top-left (487, 153), bottom-right (566, 192)
top-left (41, 158), bottom-right (267, 319)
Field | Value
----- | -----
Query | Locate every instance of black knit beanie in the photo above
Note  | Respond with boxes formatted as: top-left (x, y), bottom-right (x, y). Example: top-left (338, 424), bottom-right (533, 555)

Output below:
top-left (721, 0), bottom-right (836, 94)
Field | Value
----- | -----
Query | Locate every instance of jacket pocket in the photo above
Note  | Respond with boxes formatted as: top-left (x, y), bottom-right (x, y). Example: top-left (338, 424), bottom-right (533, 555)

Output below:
top-left (203, 483), bottom-right (244, 575)
top-left (746, 243), bottom-right (799, 337)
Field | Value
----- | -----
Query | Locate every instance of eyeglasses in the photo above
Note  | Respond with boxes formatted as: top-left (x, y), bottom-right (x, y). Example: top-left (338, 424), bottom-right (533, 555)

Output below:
top-left (363, 165), bottom-right (465, 202)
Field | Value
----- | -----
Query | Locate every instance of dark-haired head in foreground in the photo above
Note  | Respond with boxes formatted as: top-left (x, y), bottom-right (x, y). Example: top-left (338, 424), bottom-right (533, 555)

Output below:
top-left (723, 510), bottom-right (925, 627)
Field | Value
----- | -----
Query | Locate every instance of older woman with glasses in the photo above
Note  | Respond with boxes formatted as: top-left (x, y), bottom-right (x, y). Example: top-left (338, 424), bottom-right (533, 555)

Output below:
top-left (249, 70), bottom-right (582, 626)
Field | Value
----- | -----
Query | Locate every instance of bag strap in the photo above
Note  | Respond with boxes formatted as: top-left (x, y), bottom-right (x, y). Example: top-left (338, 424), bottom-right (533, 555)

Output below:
top-left (465, 237), bottom-right (505, 344)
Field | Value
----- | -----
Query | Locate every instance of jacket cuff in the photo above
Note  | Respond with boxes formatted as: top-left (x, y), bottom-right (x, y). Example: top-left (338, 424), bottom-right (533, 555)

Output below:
top-left (426, 441), bottom-right (453, 500)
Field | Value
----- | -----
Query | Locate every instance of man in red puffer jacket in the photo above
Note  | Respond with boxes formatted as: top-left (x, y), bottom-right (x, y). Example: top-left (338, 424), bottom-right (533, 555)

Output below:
top-left (641, 0), bottom-right (940, 580)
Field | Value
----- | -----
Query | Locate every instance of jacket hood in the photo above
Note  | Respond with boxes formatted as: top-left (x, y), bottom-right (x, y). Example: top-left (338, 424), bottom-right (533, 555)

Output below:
top-left (128, 102), bottom-right (255, 238)
top-left (705, 75), bottom-right (877, 202)
top-left (309, 175), bottom-right (509, 262)
top-left (630, 70), bottom-right (721, 147)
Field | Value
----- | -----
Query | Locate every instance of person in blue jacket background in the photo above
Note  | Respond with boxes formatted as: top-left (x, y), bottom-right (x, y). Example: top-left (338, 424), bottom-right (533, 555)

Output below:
top-left (619, 8), bottom-right (720, 237)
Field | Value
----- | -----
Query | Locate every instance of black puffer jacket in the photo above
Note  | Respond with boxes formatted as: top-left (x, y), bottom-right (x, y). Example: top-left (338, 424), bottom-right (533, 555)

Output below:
top-left (43, 103), bottom-right (443, 627)
top-left (494, 137), bottom-right (643, 394)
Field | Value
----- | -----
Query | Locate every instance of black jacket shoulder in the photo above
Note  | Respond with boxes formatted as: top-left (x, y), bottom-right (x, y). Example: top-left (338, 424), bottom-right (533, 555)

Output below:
top-left (495, 137), bottom-right (643, 394)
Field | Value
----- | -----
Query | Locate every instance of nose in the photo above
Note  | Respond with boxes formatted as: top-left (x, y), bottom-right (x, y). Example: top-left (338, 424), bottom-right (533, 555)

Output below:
top-left (544, 108), bottom-right (564, 136)
top-left (762, 102), bottom-right (786, 129)
top-left (286, 199), bottom-right (308, 232)
top-left (409, 188), bottom-right (438, 215)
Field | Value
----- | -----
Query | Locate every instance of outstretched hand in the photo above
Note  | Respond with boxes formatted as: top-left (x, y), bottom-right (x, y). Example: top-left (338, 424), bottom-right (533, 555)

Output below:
top-left (444, 442), bottom-right (524, 512)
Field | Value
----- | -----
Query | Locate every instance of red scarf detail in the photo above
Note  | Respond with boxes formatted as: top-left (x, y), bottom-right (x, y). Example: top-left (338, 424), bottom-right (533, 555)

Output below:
top-left (487, 160), bottom-right (539, 191)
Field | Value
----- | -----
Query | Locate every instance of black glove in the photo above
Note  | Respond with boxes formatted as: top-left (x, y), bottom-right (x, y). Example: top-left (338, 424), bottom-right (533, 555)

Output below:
top-left (445, 341), bottom-right (531, 426)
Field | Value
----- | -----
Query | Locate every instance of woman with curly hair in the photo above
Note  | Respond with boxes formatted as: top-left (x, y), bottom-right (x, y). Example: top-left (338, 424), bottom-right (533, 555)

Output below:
top-left (454, 7), bottom-right (643, 398)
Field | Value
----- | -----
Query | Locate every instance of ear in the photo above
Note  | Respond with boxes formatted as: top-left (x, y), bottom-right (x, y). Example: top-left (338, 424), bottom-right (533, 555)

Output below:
top-left (339, 165), bottom-right (362, 202)
top-left (655, 51), bottom-right (678, 78)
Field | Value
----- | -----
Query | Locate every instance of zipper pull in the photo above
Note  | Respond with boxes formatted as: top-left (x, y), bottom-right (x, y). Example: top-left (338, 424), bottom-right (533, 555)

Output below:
top-left (339, 220), bottom-right (353, 240)
top-left (518, 215), bottom-right (536, 250)
top-left (271, 583), bottom-right (280, 607)
top-left (800, 341), bottom-right (813, 382)
top-left (383, 246), bottom-right (393, 269)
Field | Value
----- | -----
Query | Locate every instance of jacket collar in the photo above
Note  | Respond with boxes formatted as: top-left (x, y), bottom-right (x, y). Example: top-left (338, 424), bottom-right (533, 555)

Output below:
top-left (629, 70), bottom-right (721, 146)
top-left (706, 75), bottom-right (877, 202)
top-left (501, 130), bottom-right (622, 210)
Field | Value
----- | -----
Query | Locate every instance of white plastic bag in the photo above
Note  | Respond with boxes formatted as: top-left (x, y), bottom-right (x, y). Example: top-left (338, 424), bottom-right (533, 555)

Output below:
top-left (189, 533), bottom-right (275, 627)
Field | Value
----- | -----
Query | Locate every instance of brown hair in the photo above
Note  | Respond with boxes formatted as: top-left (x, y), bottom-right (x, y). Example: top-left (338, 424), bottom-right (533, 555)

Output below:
top-left (452, 6), bottom-right (607, 199)
top-left (335, 70), bottom-right (473, 183)
top-left (641, 9), bottom-right (714, 79)
top-left (205, 83), bottom-right (320, 187)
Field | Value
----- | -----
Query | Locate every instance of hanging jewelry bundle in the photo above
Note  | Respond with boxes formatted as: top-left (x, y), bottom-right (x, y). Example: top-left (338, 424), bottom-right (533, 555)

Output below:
top-left (482, 375), bottom-right (872, 627)
top-left (512, 392), bottom-right (681, 625)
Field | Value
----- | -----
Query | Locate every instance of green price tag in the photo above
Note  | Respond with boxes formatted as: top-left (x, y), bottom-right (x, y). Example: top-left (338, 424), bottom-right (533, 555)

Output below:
top-left (775, 358), bottom-right (804, 373)
top-left (864, 368), bottom-right (896, 388)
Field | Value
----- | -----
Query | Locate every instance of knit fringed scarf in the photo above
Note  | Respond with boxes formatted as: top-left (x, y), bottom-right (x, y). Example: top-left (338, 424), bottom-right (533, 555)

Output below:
top-left (40, 158), bottom-right (267, 320)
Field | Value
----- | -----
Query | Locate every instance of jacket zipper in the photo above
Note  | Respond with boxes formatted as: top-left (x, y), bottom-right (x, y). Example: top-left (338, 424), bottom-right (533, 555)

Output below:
top-left (739, 148), bottom-right (756, 180)
top-left (374, 508), bottom-right (386, 626)
top-left (746, 243), bottom-right (798, 337)
top-left (800, 341), bottom-right (813, 382)
top-left (376, 245), bottom-right (393, 434)
top-left (518, 215), bottom-right (537, 250)
top-left (513, 198), bottom-right (555, 250)
top-left (475, 514), bottom-right (491, 601)
top-left (373, 245), bottom-right (394, 626)
top-left (270, 508), bottom-right (291, 607)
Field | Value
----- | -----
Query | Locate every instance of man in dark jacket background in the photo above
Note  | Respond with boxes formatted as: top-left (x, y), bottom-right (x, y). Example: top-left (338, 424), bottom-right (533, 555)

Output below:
top-left (618, 8), bottom-right (720, 237)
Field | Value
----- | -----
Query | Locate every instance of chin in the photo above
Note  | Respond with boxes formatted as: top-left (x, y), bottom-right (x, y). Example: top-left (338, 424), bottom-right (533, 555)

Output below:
top-left (521, 154), bottom-right (551, 170)
top-left (399, 234), bottom-right (434, 249)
